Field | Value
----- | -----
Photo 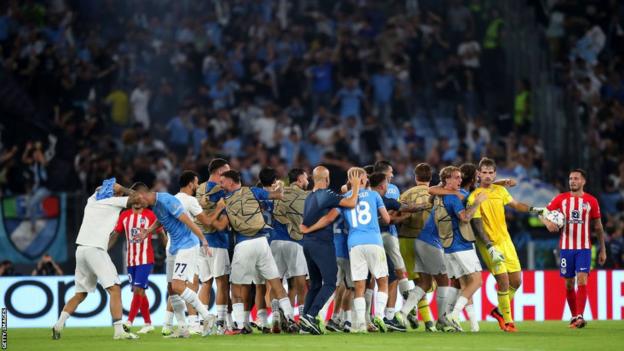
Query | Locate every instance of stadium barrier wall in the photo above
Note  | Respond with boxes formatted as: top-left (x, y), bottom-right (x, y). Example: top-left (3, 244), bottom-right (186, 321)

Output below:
top-left (1, 270), bottom-right (623, 328)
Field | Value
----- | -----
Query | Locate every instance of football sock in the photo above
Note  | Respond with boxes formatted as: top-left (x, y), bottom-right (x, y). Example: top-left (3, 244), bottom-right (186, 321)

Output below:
top-left (401, 286), bottom-right (426, 315)
top-left (452, 296), bottom-right (469, 316)
top-left (164, 310), bottom-right (174, 326)
top-left (566, 288), bottom-right (577, 317)
top-left (180, 288), bottom-right (211, 321)
top-left (446, 287), bottom-right (459, 316)
top-left (257, 309), bottom-right (268, 326)
top-left (113, 320), bottom-right (124, 335)
top-left (375, 292), bottom-right (388, 319)
top-left (354, 297), bottom-right (366, 328)
top-left (497, 290), bottom-right (512, 323)
top-left (418, 297), bottom-right (433, 323)
top-left (576, 285), bottom-right (587, 317)
top-left (385, 307), bottom-right (395, 320)
top-left (278, 297), bottom-right (294, 320)
top-left (509, 286), bottom-right (517, 302)
top-left (232, 303), bottom-right (245, 329)
top-left (140, 295), bottom-right (152, 324)
top-left (170, 295), bottom-right (188, 328)
top-left (128, 294), bottom-right (142, 323)
top-left (435, 286), bottom-right (449, 320)
top-left (54, 311), bottom-right (70, 330)
top-left (364, 289), bottom-right (374, 323)
top-left (216, 304), bottom-right (227, 323)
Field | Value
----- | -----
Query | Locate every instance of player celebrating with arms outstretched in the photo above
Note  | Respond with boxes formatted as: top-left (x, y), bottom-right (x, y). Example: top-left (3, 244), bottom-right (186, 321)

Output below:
top-left (541, 169), bottom-right (607, 328)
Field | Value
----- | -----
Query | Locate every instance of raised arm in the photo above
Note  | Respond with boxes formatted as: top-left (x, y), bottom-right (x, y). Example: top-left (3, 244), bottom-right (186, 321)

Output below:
top-left (301, 208), bottom-right (340, 234)
top-left (494, 178), bottom-right (516, 187)
top-left (339, 174), bottom-right (362, 208)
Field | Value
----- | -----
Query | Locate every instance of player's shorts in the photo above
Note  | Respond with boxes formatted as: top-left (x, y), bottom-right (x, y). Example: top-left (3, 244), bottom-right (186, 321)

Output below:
top-left (349, 244), bottom-right (388, 281)
top-left (75, 246), bottom-right (121, 293)
top-left (230, 237), bottom-right (279, 285)
top-left (413, 240), bottom-right (447, 275)
top-left (166, 253), bottom-right (176, 283)
top-left (476, 238), bottom-right (521, 275)
top-left (336, 257), bottom-right (354, 288)
top-left (399, 237), bottom-right (420, 280)
top-left (444, 249), bottom-right (481, 279)
top-left (270, 240), bottom-right (308, 279)
top-left (170, 246), bottom-right (199, 282)
top-left (198, 247), bottom-right (231, 282)
top-left (559, 249), bottom-right (591, 278)
top-left (382, 233), bottom-right (406, 271)
top-left (127, 263), bottom-right (153, 290)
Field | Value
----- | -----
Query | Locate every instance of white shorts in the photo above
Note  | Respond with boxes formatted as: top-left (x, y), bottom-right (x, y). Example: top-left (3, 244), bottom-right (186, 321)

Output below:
top-left (75, 246), bottom-right (121, 293)
top-left (382, 233), bottom-right (406, 270)
top-left (230, 237), bottom-right (279, 285)
top-left (170, 246), bottom-right (199, 282)
top-left (199, 247), bottom-right (231, 282)
top-left (413, 240), bottom-right (447, 275)
top-left (270, 240), bottom-right (308, 279)
top-left (166, 254), bottom-right (176, 283)
top-left (349, 244), bottom-right (388, 282)
top-left (337, 257), bottom-right (354, 288)
top-left (445, 249), bottom-right (482, 279)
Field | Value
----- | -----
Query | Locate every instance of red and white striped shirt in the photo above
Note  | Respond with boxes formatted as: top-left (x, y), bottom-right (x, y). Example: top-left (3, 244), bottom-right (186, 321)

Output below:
top-left (547, 192), bottom-right (601, 250)
top-left (114, 209), bottom-right (160, 266)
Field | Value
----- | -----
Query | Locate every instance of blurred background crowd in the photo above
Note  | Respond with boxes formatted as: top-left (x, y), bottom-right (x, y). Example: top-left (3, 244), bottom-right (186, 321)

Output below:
top-left (0, 0), bottom-right (622, 272)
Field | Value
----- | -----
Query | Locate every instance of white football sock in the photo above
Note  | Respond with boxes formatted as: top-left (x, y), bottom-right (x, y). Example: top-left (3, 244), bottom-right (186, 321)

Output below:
top-left (164, 310), bottom-right (174, 326)
top-left (170, 295), bottom-right (188, 328)
top-left (452, 296), bottom-right (469, 316)
top-left (465, 303), bottom-right (479, 330)
top-left (232, 303), bottom-right (245, 329)
top-left (384, 307), bottom-right (395, 320)
top-left (435, 286), bottom-right (449, 321)
top-left (446, 287), bottom-right (459, 316)
top-left (216, 304), bottom-right (227, 322)
top-left (257, 309), bottom-right (268, 326)
top-left (400, 286), bottom-right (426, 315)
top-left (278, 297), bottom-right (294, 320)
top-left (180, 288), bottom-right (211, 321)
top-left (364, 289), bottom-right (374, 323)
top-left (398, 278), bottom-right (415, 296)
top-left (298, 304), bottom-right (305, 318)
top-left (353, 297), bottom-right (366, 329)
top-left (55, 311), bottom-right (70, 330)
top-left (375, 292), bottom-right (388, 318)
top-left (344, 310), bottom-right (352, 323)
top-left (226, 313), bottom-right (234, 329)
top-left (113, 320), bottom-right (124, 335)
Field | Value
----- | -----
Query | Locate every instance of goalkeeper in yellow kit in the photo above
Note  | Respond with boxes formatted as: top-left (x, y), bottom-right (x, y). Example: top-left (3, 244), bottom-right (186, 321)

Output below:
top-left (467, 158), bottom-right (544, 332)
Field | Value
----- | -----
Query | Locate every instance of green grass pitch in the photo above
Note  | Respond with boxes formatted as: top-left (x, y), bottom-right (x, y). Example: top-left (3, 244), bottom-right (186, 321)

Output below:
top-left (7, 321), bottom-right (624, 351)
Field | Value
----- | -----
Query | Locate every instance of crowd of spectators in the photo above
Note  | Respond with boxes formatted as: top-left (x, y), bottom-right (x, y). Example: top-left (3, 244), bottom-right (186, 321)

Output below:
top-left (0, 0), bottom-right (620, 267)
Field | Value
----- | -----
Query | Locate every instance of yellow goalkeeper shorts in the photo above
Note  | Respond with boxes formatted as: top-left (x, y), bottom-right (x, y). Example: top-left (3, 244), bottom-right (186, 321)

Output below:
top-left (476, 238), bottom-right (521, 275)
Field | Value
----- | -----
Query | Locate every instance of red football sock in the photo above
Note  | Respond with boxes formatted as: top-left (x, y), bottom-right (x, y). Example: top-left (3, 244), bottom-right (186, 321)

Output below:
top-left (576, 285), bottom-right (587, 318)
top-left (140, 295), bottom-right (152, 324)
top-left (128, 293), bottom-right (142, 323)
top-left (566, 288), bottom-right (577, 317)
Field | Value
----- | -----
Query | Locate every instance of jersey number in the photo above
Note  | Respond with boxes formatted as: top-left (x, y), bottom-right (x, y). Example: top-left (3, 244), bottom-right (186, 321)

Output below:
top-left (175, 263), bottom-right (187, 273)
top-left (350, 201), bottom-right (372, 228)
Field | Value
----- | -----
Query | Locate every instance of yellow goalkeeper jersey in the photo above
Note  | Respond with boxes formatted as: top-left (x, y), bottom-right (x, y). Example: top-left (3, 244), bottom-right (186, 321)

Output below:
top-left (467, 184), bottom-right (513, 244)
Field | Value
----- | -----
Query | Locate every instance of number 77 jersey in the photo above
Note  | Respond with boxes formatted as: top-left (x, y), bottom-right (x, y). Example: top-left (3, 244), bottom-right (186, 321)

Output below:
top-left (341, 189), bottom-right (386, 250)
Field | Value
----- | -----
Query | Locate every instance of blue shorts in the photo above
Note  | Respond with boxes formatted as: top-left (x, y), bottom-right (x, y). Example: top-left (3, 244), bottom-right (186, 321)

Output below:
top-left (559, 249), bottom-right (591, 278)
top-left (128, 264), bottom-right (153, 289)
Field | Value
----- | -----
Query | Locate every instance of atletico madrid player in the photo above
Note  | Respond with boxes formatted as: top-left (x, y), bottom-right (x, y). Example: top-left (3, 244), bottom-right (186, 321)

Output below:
top-left (541, 169), bottom-right (607, 328)
top-left (110, 182), bottom-right (166, 334)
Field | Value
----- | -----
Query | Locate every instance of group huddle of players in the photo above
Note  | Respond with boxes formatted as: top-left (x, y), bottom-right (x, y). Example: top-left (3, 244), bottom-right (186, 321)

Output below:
top-left (51, 157), bottom-right (606, 340)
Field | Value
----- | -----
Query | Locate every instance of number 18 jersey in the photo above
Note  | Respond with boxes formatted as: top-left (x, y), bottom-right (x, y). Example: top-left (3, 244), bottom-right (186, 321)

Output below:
top-left (341, 189), bottom-right (385, 250)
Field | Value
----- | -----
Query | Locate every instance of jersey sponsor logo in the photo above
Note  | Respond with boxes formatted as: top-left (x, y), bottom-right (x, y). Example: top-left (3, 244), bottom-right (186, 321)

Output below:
top-left (569, 209), bottom-right (584, 224)
top-left (0, 194), bottom-right (66, 262)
